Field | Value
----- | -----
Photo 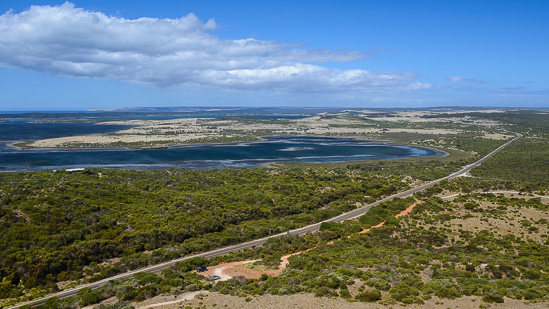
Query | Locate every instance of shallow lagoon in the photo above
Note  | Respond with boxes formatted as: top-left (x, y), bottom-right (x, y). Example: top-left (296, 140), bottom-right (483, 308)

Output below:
top-left (0, 136), bottom-right (445, 171)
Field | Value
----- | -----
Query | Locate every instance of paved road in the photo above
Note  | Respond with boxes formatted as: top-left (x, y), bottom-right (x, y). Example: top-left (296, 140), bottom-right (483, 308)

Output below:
top-left (9, 133), bottom-right (521, 308)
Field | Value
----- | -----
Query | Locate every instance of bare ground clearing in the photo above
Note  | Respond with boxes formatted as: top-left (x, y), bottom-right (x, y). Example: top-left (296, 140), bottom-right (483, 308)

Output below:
top-left (136, 292), bottom-right (548, 309)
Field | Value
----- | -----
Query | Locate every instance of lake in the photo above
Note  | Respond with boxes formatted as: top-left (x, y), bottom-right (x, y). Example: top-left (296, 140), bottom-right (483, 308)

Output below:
top-left (0, 113), bottom-right (446, 170)
top-left (0, 135), bottom-right (445, 171)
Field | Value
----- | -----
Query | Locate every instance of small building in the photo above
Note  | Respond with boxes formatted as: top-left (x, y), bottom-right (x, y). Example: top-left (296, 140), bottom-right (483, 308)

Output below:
top-left (65, 168), bottom-right (85, 173)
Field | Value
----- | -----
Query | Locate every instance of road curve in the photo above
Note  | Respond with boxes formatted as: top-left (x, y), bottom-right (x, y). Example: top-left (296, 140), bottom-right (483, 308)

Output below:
top-left (8, 133), bottom-right (521, 308)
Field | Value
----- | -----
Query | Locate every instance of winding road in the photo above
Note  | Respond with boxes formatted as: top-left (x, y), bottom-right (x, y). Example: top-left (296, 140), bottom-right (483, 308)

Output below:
top-left (8, 133), bottom-right (521, 308)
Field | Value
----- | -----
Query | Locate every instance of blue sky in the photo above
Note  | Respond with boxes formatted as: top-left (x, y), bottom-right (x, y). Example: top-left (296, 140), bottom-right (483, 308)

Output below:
top-left (0, 0), bottom-right (548, 111)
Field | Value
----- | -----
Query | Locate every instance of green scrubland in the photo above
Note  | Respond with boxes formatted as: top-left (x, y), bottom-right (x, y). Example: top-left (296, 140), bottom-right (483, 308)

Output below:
top-left (1, 109), bottom-right (548, 308)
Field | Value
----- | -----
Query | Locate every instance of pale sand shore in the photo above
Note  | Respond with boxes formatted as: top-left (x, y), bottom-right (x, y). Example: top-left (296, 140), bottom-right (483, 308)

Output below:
top-left (26, 126), bottom-right (465, 148)
top-left (29, 133), bottom-right (215, 148)
top-left (27, 126), bottom-right (462, 148)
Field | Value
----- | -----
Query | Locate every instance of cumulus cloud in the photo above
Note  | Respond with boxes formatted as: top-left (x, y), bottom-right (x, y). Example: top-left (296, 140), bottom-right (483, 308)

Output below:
top-left (0, 2), bottom-right (429, 93)
top-left (447, 76), bottom-right (487, 84)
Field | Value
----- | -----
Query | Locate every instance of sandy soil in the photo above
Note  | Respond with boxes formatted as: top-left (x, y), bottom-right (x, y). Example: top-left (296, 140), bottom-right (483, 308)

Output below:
top-left (198, 260), bottom-right (261, 281)
top-left (367, 110), bottom-right (503, 125)
top-left (27, 117), bottom-right (224, 148)
top-left (482, 133), bottom-right (513, 140)
top-left (198, 250), bottom-right (308, 282)
top-left (29, 133), bottom-right (216, 148)
top-left (25, 110), bottom-right (509, 148)
top-left (134, 291), bottom-right (207, 309)
top-left (420, 192), bottom-right (549, 245)
top-left (396, 201), bottom-right (421, 218)
top-left (357, 221), bottom-right (386, 235)
top-left (146, 292), bottom-right (548, 309)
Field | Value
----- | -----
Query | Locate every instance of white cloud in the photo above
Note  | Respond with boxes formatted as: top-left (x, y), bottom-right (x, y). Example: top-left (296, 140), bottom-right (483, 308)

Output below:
top-left (0, 2), bottom-right (430, 93)
top-left (447, 76), bottom-right (487, 84)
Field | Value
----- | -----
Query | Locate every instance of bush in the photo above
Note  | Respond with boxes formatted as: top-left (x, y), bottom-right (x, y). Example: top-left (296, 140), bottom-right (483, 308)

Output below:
top-left (482, 293), bottom-right (504, 303)
top-left (355, 289), bottom-right (381, 302)
top-left (524, 289), bottom-right (541, 300)
top-left (319, 222), bottom-right (344, 232)
top-left (78, 287), bottom-right (102, 306)
top-left (134, 272), bottom-right (161, 285)
top-left (523, 269), bottom-right (541, 280)
top-left (339, 289), bottom-right (351, 298)
top-left (314, 286), bottom-right (336, 297)
top-left (390, 284), bottom-right (420, 302)
top-left (176, 257), bottom-right (208, 272)
top-left (261, 254), bottom-right (282, 269)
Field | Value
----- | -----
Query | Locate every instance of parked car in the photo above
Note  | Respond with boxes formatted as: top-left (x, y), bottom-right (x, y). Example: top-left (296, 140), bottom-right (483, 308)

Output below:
top-left (210, 275), bottom-right (221, 280)
top-left (196, 266), bottom-right (208, 272)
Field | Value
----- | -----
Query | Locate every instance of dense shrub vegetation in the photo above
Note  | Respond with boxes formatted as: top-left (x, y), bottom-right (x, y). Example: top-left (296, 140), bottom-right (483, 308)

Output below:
top-left (2, 109), bottom-right (548, 308)
top-left (472, 139), bottom-right (549, 189)
top-left (184, 190), bottom-right (549, 305)
top-left (0, 167), bottom-right (407, 299)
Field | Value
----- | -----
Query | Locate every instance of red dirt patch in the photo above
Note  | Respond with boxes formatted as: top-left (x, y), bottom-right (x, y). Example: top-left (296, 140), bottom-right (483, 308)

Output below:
top-left (356, 201), bottom-right (422, 235)
top-left (198, 250), bottom-right (308, 281)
